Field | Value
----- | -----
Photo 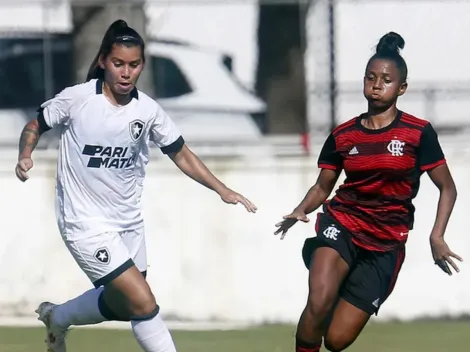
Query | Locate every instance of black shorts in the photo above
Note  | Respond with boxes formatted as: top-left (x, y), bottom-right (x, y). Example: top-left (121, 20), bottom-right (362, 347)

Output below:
top-left (302, 212), bottom-right (405, 315)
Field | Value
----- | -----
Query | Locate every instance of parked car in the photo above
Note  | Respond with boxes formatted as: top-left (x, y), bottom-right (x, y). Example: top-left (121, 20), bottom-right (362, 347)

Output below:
top-left (0, 34), bottom-right (266, 148)
top-left (149, 39), bottom-right (266, 142)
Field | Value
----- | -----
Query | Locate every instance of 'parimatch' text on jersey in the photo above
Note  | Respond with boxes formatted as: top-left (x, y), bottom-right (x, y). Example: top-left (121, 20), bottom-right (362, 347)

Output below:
top-left (38, 79), bottom-right (184, 238)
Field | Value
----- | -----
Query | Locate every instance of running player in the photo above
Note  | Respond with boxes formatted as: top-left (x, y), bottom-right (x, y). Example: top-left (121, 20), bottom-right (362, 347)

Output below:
top-left (274, 32), bottom-right (462, 352)
top-left (15, 20), bottom-right (257, 352)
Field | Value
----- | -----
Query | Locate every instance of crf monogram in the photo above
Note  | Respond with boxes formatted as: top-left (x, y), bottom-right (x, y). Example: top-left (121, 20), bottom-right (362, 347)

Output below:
top-left (323, 225), bottom-right (340, 240)
top-left (387, 139), bottom-right (405, 156)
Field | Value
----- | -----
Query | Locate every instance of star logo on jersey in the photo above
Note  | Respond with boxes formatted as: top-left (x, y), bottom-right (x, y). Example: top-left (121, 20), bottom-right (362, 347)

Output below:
top-left (94, 248), bottom-right (110, 264)
top-left (129, 120), bottom-right (144, 142)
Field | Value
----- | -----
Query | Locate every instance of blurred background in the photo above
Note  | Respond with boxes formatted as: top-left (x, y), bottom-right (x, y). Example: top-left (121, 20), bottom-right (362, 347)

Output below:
top-left (1, 1), bottom-right (470, 351)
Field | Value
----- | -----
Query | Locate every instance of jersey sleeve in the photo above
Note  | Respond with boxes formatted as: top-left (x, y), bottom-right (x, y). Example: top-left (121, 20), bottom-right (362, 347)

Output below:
top-left (150, 105), bottom-right (185, 154)
top-left (318, 133), bottom-right (343, 170)
top-left (37, 87), bottom-right (74, 130)
top-left (418, 123), bottom-right (446, 171)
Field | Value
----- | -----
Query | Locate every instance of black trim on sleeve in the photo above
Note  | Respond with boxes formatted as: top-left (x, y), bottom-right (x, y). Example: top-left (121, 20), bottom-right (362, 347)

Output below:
top-left (418, 123), bottom-right (445, 170)
top-left (318, 133), bottom-right (342, 169)
top-left (36, 107), bottom-right (51, 133)
top-left (160, 136), bottom-right (185, 154)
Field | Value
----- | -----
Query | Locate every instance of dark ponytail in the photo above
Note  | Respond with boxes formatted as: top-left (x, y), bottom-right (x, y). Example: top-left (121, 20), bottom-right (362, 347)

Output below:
top-left (367, 31), bottom-right (408, 83)
top-left (86, 19), bottom-right (146, 82)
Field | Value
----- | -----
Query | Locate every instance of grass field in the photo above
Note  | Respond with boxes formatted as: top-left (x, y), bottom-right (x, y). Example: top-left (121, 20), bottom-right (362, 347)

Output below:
top-left (1, 321), bottom-right (468, 351)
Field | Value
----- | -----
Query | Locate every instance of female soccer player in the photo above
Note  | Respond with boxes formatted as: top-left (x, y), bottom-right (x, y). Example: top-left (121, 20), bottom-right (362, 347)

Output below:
top-left (15, 20), bottom-right (257, 352)
top-left (275, 32), bottom-right (462, 352)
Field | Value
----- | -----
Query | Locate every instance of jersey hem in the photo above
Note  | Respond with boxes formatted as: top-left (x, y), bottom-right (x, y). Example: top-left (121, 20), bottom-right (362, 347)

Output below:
top-left (325, 205), bottom-right (407, 252)
top-left (351, 237), bottom-right (406, 252)
top-left (60, 223), bottom-right (144, 239)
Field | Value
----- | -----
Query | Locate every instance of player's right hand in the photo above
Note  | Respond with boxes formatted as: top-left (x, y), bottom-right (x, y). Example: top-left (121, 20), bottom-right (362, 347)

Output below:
top-left (15, 157), bottom-right (34, 182)
top-left (274, 209), bottom-right (309, 240)
top-left (430, 236), bottom-right (463, 276)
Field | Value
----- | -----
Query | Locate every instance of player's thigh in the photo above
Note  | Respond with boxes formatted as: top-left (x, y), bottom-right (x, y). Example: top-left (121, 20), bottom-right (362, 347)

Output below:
top-left (121, 227), bottom-right (148, 278)
top-left (339, 246), bottom-right (406, 316)
top-left (65, 232), bottom-right (154, 317)
top-left (103, 265), bottom-right (156, 318)
top-left (302, 213), bottom-right (356, 310)
top-left (324, 298), bottom-right (370, 351)
top-left (307, 248), bottom-right (349, 302)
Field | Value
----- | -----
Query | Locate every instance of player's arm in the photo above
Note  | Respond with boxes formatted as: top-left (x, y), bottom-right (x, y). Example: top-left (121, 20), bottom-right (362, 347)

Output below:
top-left (168, 144), bottom-right (226, 194)
top-left (151, 107), bottom-right (227, 194)
top-left (419, 123), bottom-right (462, 274)
top-left (418, 123), bottom-right (456, 240)
top-left (275, 133), bottom-right (342, 238)
top-left (294, 168), bottom-right (341, 215)
top-left (295, 132), bottom-right (343, 215)
top-left (427, 162), bottom-right (462, 274)
top-left (151, 106), bottom-right (256, 212)
top-left (18, 117), bottom-right (50, 160)
top-left (427, 164), bottom-right (457, 241)
top-left (15, 116), bottom-right (51, 182)
top-left (168, 145), bottom-right (257, 212)
top-left (16, 88), bottom-right (71, 182)
top-left (274, 169), bottom-right (340, 239)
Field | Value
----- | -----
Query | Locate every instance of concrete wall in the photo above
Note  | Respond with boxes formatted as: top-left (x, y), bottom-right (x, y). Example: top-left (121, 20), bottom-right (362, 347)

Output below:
top-left (1, 138), bottom-right (469, 323)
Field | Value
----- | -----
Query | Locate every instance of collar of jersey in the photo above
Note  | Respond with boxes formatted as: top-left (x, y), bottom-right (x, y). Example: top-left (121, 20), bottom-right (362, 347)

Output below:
top-left (96, 79), bottom-right (139, 100)
top-left (356, 110), bottom-right (402, 134)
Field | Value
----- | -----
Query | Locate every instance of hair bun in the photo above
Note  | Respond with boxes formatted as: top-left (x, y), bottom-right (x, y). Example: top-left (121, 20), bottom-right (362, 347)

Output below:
top-left (376, 32), bottom-right (405, 56)
top-left (108, 19), bottom-right (128, 32)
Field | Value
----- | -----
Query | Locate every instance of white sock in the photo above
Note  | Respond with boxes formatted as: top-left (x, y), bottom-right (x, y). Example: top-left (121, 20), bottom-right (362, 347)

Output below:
top-left (51, 287), bottom-right (107, 329)
top-left (131, 314), bottom-right (177, 352)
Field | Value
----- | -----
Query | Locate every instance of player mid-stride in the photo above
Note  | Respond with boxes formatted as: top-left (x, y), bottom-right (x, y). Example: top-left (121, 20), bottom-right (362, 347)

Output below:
top-left (15, 20), bottom-right (256, 352)
top-left (275, 32), bottom-right (462, 352)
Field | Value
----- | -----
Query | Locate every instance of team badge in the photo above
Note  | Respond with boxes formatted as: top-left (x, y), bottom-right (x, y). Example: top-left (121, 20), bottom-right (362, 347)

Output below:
top-left (94, 247), bottom-right (110, 264)
top-left (129, 120), bottom-right (144, 142)
top-left (387, 139), bottom-right (405, 156)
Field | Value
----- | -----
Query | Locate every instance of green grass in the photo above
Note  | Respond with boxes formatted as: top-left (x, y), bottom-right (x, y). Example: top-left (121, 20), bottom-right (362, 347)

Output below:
top-left (0, 321), bottom-right (468, 351)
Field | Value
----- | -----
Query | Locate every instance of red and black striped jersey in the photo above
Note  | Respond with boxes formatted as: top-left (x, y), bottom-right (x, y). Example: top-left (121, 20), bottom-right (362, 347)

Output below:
top-left (318, 110), bottom-right (446, 252)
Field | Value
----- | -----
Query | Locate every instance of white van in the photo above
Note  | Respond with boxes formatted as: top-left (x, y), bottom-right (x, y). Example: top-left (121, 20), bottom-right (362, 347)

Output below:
top-left (148, 39), bottom-right (266, 142)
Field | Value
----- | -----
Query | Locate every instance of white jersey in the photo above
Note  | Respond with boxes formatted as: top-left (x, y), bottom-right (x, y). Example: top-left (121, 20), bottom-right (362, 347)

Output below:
top-left (39, 79), bottom-right (183, 238)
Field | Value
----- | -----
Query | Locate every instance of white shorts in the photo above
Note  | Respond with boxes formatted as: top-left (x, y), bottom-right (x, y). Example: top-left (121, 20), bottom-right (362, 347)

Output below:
top-left (64, 228), bottom-right (147, 288)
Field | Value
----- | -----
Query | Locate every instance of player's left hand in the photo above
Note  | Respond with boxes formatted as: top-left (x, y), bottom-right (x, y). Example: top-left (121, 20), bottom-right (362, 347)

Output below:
top-left (430, 236), bottom-right (463, 275)
top-left (219, 187), bottom-right (257, 213)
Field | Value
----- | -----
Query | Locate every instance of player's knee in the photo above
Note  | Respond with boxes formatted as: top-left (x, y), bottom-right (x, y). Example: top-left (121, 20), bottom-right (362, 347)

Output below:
top-left (307, 288), bottom-right (335, 320)
top-left (128, 293), bottom-right (159, 319)
top-left (324, 331), bottom-right (355, 352)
